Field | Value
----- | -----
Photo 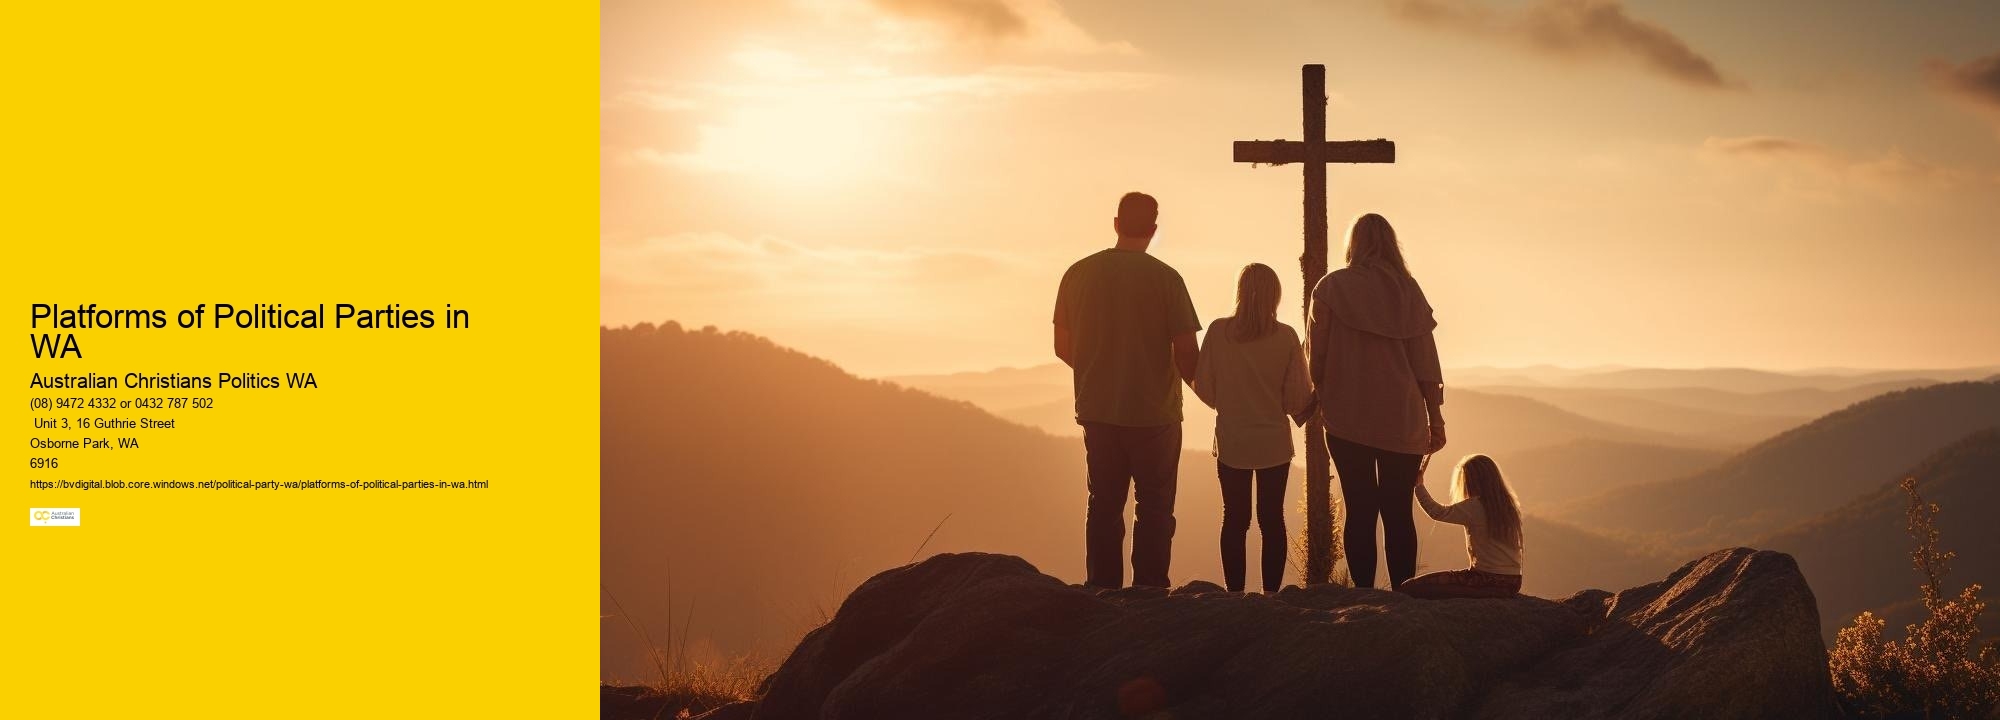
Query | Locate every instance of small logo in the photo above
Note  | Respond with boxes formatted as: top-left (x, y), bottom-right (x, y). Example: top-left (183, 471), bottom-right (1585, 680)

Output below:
top-left (29, 508), bottom-right (79, 527)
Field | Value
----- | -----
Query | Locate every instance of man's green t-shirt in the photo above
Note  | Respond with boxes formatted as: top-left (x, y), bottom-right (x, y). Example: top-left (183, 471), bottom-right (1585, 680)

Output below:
top-left (1053, 248), bottom-right (1201, 427)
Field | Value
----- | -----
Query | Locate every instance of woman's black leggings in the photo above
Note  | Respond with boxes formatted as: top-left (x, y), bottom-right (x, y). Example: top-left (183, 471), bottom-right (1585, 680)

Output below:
top-left (1217, 461), bottom-right (1289, 592)
top-left (1326, 433), bottom-right (1420, 590)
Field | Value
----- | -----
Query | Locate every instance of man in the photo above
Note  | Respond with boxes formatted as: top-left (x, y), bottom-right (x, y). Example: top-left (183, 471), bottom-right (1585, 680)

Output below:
top-left (1052, 191), bottom-right (1200, 588)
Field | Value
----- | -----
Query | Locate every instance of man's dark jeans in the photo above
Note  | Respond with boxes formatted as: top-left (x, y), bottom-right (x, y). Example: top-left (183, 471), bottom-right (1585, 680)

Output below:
top-left (1082, 422), bottom-right (1181, 588)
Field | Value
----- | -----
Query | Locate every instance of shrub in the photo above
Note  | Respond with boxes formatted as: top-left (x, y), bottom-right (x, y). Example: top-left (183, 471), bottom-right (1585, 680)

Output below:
top-left (1829, 477), bottom-right (2000, 718)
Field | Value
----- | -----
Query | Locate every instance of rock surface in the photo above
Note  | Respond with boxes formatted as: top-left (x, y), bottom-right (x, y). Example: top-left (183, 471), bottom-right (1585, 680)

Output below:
top-left (742, 548), bottom-right (1834, 720)
top-left (1478, 548), bottom-right (1835, 719)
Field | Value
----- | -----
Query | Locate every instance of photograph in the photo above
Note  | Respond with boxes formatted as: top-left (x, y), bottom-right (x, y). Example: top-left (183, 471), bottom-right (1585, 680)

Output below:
top-left (20, 2), bottom-right (1998, 718)
top-left (600, 1), bottom-right (2000, 718)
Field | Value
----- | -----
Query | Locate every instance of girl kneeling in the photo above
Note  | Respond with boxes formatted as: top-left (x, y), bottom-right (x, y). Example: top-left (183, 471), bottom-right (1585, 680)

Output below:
top-left (1404, 454), bottom-right (1522, 599)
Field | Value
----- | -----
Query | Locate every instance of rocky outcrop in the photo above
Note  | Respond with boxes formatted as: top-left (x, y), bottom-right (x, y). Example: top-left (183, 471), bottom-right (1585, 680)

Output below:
top-left (741, 548), bottom-right (1834, 720)
top-left (1478, 548), bottom-right (1834, 718)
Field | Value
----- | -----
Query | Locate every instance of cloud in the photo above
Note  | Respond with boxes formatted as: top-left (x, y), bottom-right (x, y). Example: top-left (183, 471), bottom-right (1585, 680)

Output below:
top-left (804, 0), bottom-right (1137, 55)
top-left (686, 48), bottom-right (1159, 104)
top-left (601, 233), bottom-right (1028, 323)
top-left (609, 89), bottom-right (702, 112)
top-left (603, 2), bottom-right (1150, 184)
top-left (872, 0), bottom-right (1027, 38)
top-left (1702, 135), bottom-right (1998, 199)
top-left (619, 45), bottom-right (1158, 180)
top-left (1928, 51), bottom-right (2000, 108)
top-left (1926, 51), bottom-right (2000, 131)
top-left (1384, 0), bottom-right (1736, 89)
top-left (1702, 135), bottom-right (1820, 157)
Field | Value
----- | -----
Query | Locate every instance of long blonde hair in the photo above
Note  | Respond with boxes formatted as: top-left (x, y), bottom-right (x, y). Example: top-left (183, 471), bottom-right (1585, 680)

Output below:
top-left (1452, 454), bottom-right (1522, 548)
top-left (1344, 213), bottom-right (1411, 276)
top-left (1230, 263), bottom-right (1282, 342)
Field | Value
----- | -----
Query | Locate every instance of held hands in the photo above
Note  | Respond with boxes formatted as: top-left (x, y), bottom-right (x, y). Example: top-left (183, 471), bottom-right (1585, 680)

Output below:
top-left (1292, 395), bottom-right (1319, 427)
top-left (1427, 423), bottom-right (1447, 454)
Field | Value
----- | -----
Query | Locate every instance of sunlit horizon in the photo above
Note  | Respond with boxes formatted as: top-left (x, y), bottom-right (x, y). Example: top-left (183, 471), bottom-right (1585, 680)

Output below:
top-left (606, 0), bottom-right (2000, 377)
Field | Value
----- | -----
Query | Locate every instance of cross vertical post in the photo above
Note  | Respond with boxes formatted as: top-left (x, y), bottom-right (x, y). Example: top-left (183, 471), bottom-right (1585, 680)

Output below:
top-left (1231, 64), bottom-right (1396, 586)
top-left (1298, 64), bottom-right (1334, 586)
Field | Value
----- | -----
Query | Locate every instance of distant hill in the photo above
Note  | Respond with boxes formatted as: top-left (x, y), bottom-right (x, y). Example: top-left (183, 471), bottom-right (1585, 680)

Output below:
top-left (1502, 439), bottom-right (1728, 509)
top-left (888, 364), bottom-right (1069, 412)
top-left (890, 363), bottom-right (1070, 392)
top-left (607, 325), bottom-right (1304, 675)
top-left (990, 399), bottom-right (1089, 435)
top-left (898, 365), bottom-right (1689, 462)
top-left (1557, 382), bottom-right (2000, 549)
top-left (1808, 367), bottom-right (2000, 388)
top-left (1759, 430), bottom-right (2000, 642)
top-left (1562, 367), bottom-right (1834, 394)
top-left (1417, 511), bottom-right (1677, 595)
top-left (1477, 367), bottom-right (1994, 394)
top-left (1470, 385), bottom-right (1890, 449)
top-left (604, 324), bottom-right (1084, 680)
top-left (1491, 381), bottom-right (1930, 419)
top-left (987, 389), bottom-right (1683, 460)
top-left (894, 363), bottom-right (1962, 456)
top-left (1441, 389), bottom-right (1691, 459)
top-left (1441, 365), bottom-right (1627, 387)
top-left (607, 324), bottom-right (1672, 681)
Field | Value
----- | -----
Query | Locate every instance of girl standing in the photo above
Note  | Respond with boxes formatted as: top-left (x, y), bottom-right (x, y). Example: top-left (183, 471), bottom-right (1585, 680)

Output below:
top-left (1192, 263), bottom-right (1314, 592)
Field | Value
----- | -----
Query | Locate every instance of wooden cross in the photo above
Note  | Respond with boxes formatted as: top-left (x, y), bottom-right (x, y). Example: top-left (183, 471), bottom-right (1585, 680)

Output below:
top-left (1232, 64), bottom-right (1395, 586)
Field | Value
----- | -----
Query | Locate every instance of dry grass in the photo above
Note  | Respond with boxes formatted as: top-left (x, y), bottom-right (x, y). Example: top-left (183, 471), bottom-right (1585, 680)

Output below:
top-left (1829, 477), bottom-right (2000, 718)
top-left (1288, 492), bottom-right (1351, 587)
top-left (600, 656), bottom-right (767, 720)
top-left (602, 580), bottom-right (769, 719)
top-left (601, 516), bottom-right (946, 718)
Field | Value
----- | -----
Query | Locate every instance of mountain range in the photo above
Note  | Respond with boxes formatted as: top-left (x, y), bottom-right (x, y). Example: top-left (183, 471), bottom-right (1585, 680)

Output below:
top-left (1446, 365), bottom-right (1997, 393)
top-left (1759, 429), bottom-right (2000, 639)
top-left (1552, 382), bottom-right (2000, 549)
top-left (611, 323), bottom-right (2000, 679)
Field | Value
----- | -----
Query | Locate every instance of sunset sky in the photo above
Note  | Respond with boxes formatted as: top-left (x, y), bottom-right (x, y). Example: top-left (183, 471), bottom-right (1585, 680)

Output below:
top-left (603, 0), bottom-right (2000, 377)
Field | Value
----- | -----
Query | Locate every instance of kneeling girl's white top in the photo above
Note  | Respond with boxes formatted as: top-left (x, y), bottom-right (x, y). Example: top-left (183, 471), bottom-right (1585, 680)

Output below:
top-left (1415, 483), bottom-right (1523, 576)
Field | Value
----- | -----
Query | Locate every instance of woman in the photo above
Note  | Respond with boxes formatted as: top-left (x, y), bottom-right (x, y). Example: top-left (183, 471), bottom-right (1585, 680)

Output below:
top-left (1406, 454), bottom-right (1524, 599)
top-left (1192, 263), bottom-right (1314, 593)
top-left (1307, 213), bottom-right (1445, 590)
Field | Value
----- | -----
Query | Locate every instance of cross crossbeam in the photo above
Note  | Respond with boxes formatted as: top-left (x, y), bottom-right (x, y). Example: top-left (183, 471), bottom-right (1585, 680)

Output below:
top-left (1231, 139), bottom-right (1394, 165)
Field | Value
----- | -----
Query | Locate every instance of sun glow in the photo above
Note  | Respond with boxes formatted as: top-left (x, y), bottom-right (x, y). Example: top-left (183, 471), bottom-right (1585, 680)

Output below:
top-left (641, 45), bottom-right (896, 186)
